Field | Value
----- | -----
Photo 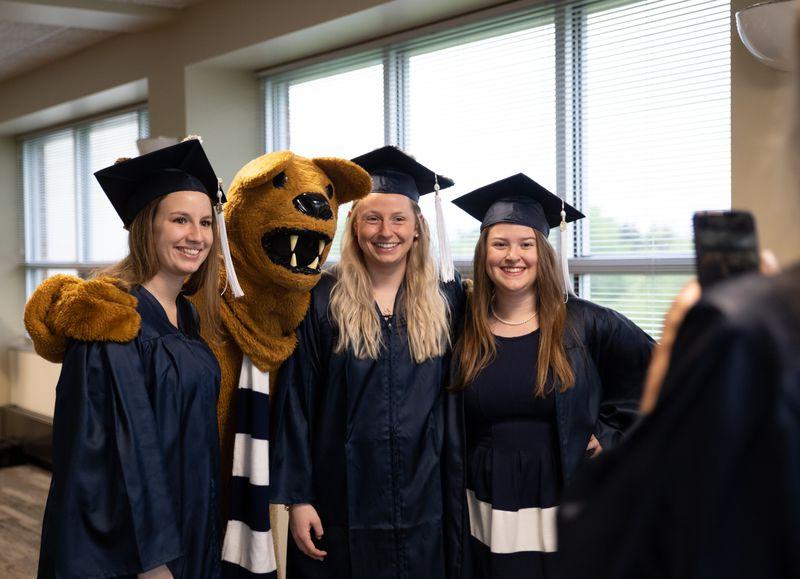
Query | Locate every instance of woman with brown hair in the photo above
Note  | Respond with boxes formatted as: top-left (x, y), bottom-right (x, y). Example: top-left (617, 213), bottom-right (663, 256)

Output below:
top-left (34, 139), bottom-right (224, 578)
top-left (449, 174), bottom-right (654, 578)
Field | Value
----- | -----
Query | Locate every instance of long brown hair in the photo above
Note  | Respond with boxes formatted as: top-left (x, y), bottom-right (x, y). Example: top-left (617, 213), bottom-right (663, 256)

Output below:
top-left (329, 198), bottom-right (450, 362)
top-left (98, 194), bottom-right (222, 344)
top-left (452, 228), bottom-right (574, 396)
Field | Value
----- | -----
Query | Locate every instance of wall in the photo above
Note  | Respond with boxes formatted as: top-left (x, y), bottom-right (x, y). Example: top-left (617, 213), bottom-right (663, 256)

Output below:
top-left (8, 349), bottom-right (59, 418)
top-left (0, 136), bottom-right (24, 406)
top-left (731, 0), bottom-right (800, 265)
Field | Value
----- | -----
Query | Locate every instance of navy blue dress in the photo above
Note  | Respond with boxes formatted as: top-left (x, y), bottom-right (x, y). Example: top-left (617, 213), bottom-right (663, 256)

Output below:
top-left (38, 285), bottom-right (222, 578)
top-left (270, 271), bottom-right (466, 579)
top-left (465, 330), bottom-right (560, 578)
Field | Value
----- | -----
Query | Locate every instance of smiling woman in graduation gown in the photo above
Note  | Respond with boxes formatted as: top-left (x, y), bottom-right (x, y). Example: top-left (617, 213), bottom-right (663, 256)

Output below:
top-left (32, 138), bottom-right (225, 578)
top-left (270, 146), bottom-right (467, 579)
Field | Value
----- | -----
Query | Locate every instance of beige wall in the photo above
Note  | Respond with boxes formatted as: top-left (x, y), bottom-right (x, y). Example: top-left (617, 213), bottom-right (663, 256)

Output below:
top-left (731, 0), bottom-right (800, 265)
top-left (8, 349), bottom-right (60, 418)
top-left (0, 136), bottom-right (25, 406)
top-left (1, 0), bottom-right (798, 415)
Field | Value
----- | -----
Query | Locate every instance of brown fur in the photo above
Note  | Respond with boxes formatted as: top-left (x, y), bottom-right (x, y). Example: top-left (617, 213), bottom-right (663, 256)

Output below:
top-left (24, 274), bottom-right (140, 363)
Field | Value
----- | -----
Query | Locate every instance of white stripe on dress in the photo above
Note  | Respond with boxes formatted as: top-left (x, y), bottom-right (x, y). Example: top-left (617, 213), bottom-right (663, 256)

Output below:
top-left (222, 519), bottom-right (278, 574)
top-left (238, 356), bottom-right (271, 394)
top-left (466, 489), bottom-right (558, 554)
top-left (231, 432), bottom-right (270, 486)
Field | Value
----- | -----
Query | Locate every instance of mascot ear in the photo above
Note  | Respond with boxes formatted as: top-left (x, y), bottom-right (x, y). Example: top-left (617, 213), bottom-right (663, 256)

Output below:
top-left (231, 150), bottom-right (295, 190)
top-left (312, 158), bottom-right (372, 204)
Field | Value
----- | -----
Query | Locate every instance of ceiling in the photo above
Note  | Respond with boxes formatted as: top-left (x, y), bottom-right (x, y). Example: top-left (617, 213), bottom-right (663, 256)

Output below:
top-left (0, 0), bottom-right (201, 83)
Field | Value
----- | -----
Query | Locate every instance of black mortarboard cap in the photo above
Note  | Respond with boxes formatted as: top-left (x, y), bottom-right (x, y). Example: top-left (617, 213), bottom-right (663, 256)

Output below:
top-left (350, 145), bottom-right (454, 202)
top-left (95, 138), bottom-right (221, 228)
top-left (452, 173), bottom-right (584, 236)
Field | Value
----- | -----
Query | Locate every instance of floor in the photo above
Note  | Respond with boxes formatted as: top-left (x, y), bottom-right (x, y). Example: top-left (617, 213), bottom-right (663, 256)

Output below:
top-left (0, 464), bottom-right (49, 578)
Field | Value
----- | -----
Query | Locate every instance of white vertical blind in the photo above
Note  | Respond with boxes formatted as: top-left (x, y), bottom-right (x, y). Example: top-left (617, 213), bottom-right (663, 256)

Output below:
top-left (581, 0), bottom-right (731, 256)
top-left (407, 24), bottom-right (556, 261)
top-left (87, 115), bottom-right (146, 261)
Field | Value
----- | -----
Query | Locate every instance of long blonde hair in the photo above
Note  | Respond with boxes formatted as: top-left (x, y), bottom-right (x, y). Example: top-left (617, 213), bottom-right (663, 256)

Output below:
top-left (453, 228), bottom-right (574, 396)
top-left (99, 194), bottom-right (222, 344)
top-left (329, 198), bottom-right (450, 363)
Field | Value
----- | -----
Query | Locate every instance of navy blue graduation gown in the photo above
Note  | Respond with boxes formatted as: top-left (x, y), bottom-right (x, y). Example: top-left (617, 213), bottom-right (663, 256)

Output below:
top-left (38, 285), bottom-right (222, 578)
top-left (270, 271), bottom-right (465, 579)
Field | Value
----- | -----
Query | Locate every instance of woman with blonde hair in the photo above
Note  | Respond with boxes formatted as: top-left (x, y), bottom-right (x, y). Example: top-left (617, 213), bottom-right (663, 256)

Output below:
top-left (270, 146), bottom-right (466, 579)
top-left (449, 174), bottom-right (654, 578)
top-left (34, 139), bottom-right (224, 578)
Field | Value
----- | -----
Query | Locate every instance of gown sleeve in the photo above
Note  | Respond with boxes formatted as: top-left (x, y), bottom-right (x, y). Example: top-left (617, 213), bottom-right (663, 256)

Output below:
top-left (39, 338), bottom-right (181, 578)
top-left (269, 303), bottom-right (322, 505)
top-left (587, 305), bottom-right (655, 449)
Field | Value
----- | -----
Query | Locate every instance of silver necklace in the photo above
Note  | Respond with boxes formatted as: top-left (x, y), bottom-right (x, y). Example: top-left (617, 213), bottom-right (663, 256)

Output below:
top-left (490, 304), bottom-right (538, 326)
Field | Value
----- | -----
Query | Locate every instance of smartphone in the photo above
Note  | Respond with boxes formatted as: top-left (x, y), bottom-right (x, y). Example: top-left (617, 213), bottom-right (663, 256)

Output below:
top-left (693, 210), bottom-right (759, 289)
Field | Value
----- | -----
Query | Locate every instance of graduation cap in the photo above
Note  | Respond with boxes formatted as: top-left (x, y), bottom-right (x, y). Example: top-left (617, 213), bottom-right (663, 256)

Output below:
top-left (350, 145), bottom-right (454, 202)
top-left (95, 138), bottom-right (222, 228)
top-left (452, 173), bottom-right (585, 298)
top-left (95, 137), bottom-right (244, 298)
top-left (452, 173), bottom-right (583, 236)
top-left (351, 145), bottom-right (457, 282)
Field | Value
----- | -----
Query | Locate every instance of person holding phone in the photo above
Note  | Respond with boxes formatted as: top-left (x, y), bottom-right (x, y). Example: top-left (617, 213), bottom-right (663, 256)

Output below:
top-left (558, 211), bottom-right (800, 578)
top-left (33, 139), bottom-right (224, 578)
top-left (269, 147), bottom-right (467, 579)
top-left (447, 174), bottom-right (654, 579)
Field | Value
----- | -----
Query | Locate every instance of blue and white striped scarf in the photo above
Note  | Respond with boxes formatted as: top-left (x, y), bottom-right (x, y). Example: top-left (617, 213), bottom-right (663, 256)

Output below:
top-left (221, 355), bottom-right (278, 578)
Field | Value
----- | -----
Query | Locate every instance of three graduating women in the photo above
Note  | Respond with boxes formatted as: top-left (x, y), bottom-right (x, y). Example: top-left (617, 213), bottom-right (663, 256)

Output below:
top-left (37, 139), bottom-right (224, 578)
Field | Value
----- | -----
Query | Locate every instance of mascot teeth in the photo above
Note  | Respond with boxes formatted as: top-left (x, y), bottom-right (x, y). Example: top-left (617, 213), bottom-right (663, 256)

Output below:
top-left (261, 227), bottom-right (332, 275)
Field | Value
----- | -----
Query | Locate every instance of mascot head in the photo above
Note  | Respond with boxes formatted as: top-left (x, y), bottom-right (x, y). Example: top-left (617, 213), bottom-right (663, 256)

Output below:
top-left (224, 151), bottom-right (371, 292)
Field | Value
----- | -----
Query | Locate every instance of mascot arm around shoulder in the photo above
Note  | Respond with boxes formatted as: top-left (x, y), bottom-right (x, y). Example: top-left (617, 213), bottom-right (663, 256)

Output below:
top-left (25, 150), bottom-right (371, 579)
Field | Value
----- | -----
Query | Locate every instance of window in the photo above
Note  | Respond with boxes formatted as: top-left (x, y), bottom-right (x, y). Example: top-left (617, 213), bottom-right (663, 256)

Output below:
top-left (21, 108), bottom-right (149, 296)
top-left (262, 0), bottom-right (730, 338)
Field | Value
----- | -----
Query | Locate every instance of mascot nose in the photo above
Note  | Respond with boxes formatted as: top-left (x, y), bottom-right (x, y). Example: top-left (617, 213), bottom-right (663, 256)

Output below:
top-left (293, 193), bottom-right (334, 220)
top-left (292, 193), bottom-right (333, 221)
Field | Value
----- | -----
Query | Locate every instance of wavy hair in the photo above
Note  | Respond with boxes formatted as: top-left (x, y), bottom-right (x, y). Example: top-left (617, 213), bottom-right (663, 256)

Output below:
top-left (329, 198), bottom-right (450, 363)
top-left (452, 228), bottom-right (574, 396)
top-left (98, 194), bottom-right (222, 344)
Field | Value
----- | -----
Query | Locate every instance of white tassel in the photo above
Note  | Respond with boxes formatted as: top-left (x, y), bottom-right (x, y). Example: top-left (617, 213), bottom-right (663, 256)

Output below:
top-left (216, 181), bottom-right (244, 298)
top-left (434, 177), bottom-right (455, 283)
top-left (559, 204), bottom-right (573, 302)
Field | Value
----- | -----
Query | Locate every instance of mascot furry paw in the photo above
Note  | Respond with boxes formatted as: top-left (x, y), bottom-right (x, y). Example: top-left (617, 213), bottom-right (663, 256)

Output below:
top-left (24, 151), bottom-right (371, 578)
